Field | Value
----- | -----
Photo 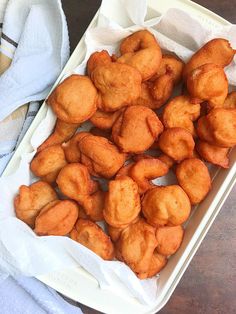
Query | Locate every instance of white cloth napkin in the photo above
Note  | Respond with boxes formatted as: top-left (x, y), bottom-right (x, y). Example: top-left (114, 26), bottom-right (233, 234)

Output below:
top-left (0, 0), bottom-right (70, 174)
top-left (0, 276), bottom-right (83, 314)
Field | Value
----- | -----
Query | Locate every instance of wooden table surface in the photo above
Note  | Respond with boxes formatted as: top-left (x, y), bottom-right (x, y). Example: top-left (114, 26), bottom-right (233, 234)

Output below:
top-left (61, 1), bottom-right (236, 313)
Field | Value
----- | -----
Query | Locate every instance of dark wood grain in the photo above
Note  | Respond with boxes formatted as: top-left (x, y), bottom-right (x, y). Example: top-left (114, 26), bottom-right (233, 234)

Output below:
top-left (61, 1), bottom-right (236, 313)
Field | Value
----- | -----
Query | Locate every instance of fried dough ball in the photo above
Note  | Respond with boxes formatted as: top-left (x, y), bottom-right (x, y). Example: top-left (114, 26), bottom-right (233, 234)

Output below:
top-left (115, 219), bottom-right (157, 276)
top-left (48, 75), bottom-right (98, 123)
top-left (37, 120), bottom-right (79, 152)
top-left (138, 251), bottom-right (167, 279)
top-left (206, 108), bottom-right (236, 148)
top-left (156, 225), bottom-right (184, 256)
top-left (90, 109), bottom-right (123, 130)
top-left (30, 144), bottom-right (67, 183)
top-left (135, 70), bottom-right (174, 109)
top-left (130, 158), bottom-right (169, 194)
top-left (223, 92), bottom-right (236, 109)
top-left (158, 128), bottom-right (195, 161)
top-left (34, 200), bottom-right (79, 236)
top-left (70, 219), bottom-right (114, 260)
top-left (112, 106), bottom-right (163, 153)
top-left (103, 176), bottom-right (141, 228)
top-left (196, 141), bottom-right (230, 168)
top-left (118, 30), bottom-right (162, 81)
top-left (187, 63), bottom-right (228, 108)
top-left (63, 132), bottom-right (89, 163)
top-left (91, 62), bottom-right (142, 112)
top-left (78, 134), bottom-right (125, 178)
top-left (162, 95), bottom-right (201, 136)
top-left (197, 109), bottom-right (236, 147)
top-left (196, 116), bottom-right (214, 143)
top-left (176, 158), bottom-right (211, 205)
top-left (183, 38), bottom-right (235, 79)
top-left (82, 190), bottom-right (105, 222)
top-left (14, 181), bottom-right (58, 228)
top-left (107, 216), bottom-right (140, 242)
top-left (56, 163), bottom-right (98, 204)
top-left (87, 50), bottom-right (112, 76)
top-left (142, 185), bottom-right (191, 226)
top-left (150, 54), bottom-right (184, 85)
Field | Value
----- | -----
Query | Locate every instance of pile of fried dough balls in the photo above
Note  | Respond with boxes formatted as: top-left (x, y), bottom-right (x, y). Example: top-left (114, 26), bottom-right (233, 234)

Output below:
top-left (14, 30), bottom-right (236, 279)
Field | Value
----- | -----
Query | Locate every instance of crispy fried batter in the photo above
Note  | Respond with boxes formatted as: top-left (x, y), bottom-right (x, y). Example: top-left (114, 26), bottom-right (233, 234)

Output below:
top-left (112, 105), bottom-right (163, 153)
top-left (14, 181), bottom-right (58, 228)
top-left (162, 95), bottom-right (201, 136)
top-left (78, 134), bottom-right (125, 178)
top-left (30, 144), bottom-right (67, 183)
top-left (142, 185), bottom-right (191, 226)
top-left (187, 63), bottom-right (228, 108)
top-left (34, 200), bottom-right (78, 236)
top-left (183, 38), bottom-right (235, 79)
top-left (176, 158), bottom-right (211, 204)
top-left (70, 219), bottom-right (114, 260)
top-left (56, 163), bottom-right (98, 204)
top-left (91, 63), bottom-right (142, 112)
top-left (156, 225), bottom-right (184, 256)
top-left (138, 251), bottom-right (167, 279)
top-left (158, 127), bottom-right (195, 161)
top-left (116, 219), bottom-right (157, 276)
top-left (82, 190), bottom-right (105, 222)
top-left (48, 75), bottom-right (98, 123)
top-left (87, 50), bottom-right (112, 76)
top-left (63, 132), bottom-right (89, 163)
top-left (37, 120), bottom-right (79, 152)
top-left (118, 30), bottom-right (162, 81)
top-left (115, 162), bottom-right (134, 179)
top-left (90, 109), bottom-right (123, 130)
top-left (130, 158), bottom-right (169, 194)
top-left (150, 54), bottom-right (184, 85)
top-left (103, 176), bottom-right (141, 228)
top-left (196, 140), bottom-right (230, 168)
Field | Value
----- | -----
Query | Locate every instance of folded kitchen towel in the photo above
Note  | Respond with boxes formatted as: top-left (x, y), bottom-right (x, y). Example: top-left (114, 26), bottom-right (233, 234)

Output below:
top-left (0, 0), bottom-right (70, 174)
top-left (0, 275), bottom-right (83, 314)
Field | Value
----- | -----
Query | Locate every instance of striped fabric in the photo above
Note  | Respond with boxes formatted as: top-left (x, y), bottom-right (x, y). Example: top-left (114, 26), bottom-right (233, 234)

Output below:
top-left (0, 0), bottom-right (40, 175)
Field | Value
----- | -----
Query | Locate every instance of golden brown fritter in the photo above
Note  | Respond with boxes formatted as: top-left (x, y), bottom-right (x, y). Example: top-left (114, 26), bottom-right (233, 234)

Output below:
top-left (56, 163), bottom-right (98, 204)
top-left (30, 144), bottom-right (67, 183)
top-left (34, 200), bottom-right (78, 236)
top-left (87, 50), bottom-right (112, 76)
top-left (130, 158), bottom-right (169, 194)
top-left (48, 75), bottom-right (98, 123)
top-left (90, 109), bottom-right (123, 130)
top-left (78, 134), bottom-right (125, 178)
top-left (176, 158), bottom-right (211, 205)
top-left (158, 127), bottom-right (195, 161)
top-left (103, 176), bottom-right (141, 228)
top-left (186, 63), bottom-right (228, 108)
top-left (70, 219), bottom-right (114, 260)
top-left (14, 181), bottom-right (58, 228)
top-left (138, 251), bottom-right (167, 279)
top-left (91, 62), bottom-right (142, 112)
top-left (183, 38), bottom-right (235, 79)
top-left (162, 95), bottom-right (201, 136)
top-left (116, 219), bottom-right (157, 276)
top-left (82, 190), bottom-right (105, 222)
top-left (156, 225), bottom-right (184, 256)
top-left (117, 30), bottom-right (162, 81)
top-left (196, 141), bottom-right (230, 168)
top-left (112, 105), bottom-right (163, 153)
top-left (63, 132), bottom-right (90, 163)
top-left (142, 185), bottom-right (191, 226)
top-left (37, 120), bottom-right (79, 152)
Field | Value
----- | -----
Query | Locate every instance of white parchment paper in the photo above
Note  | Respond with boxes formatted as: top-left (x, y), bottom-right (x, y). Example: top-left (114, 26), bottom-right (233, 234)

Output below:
top-left (0, 0), bottom-right (236, 305)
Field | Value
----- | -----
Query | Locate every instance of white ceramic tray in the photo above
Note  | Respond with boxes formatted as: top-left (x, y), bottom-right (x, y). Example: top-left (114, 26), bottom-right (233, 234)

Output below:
top-left (2, 0), bottom-right (236, 313)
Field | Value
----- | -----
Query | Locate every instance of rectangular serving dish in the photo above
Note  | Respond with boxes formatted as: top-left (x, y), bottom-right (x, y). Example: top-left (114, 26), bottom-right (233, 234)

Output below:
top-left (2, 0), bottom-right (236, 313)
